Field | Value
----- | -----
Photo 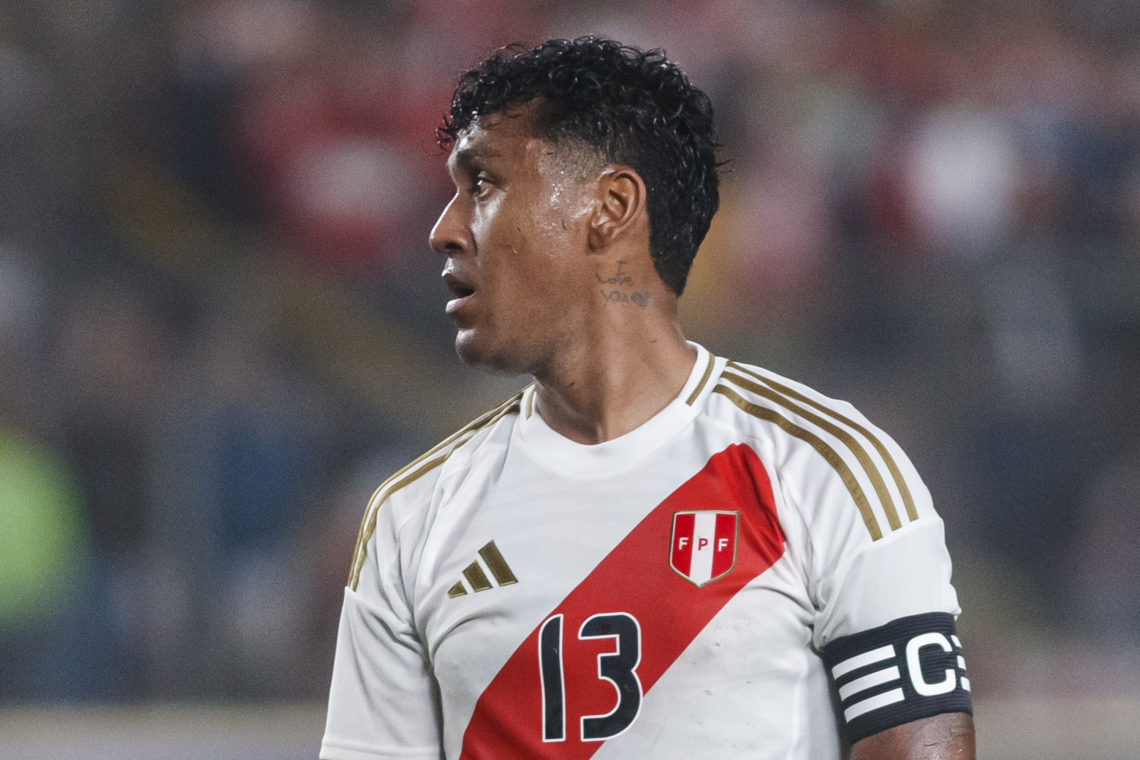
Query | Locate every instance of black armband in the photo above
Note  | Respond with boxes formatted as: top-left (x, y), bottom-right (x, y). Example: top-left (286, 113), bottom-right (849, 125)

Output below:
top-left (821, 612), bottom-right (972, 744)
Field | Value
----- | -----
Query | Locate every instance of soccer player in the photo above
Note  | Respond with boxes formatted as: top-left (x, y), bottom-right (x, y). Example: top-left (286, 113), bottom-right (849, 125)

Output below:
top-left (321, 37), bottom-right (975, 759)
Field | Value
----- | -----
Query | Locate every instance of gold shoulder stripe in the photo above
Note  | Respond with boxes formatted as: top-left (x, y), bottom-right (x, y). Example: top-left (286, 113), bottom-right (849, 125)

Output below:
top-left (713, 383), bottom-right (884, 541)
top-left (347, 392), bottom-right (523, 589)
top-left (727, 362), bottom-right (918, 523)
top-left (348, 416), bottom-right (491, 586)
top-left (722, 369), bottom-right (902, 532)
top-left (686, 349), bottom-right (718, 406)
top-left (348, 455), bottom-right (448, 589)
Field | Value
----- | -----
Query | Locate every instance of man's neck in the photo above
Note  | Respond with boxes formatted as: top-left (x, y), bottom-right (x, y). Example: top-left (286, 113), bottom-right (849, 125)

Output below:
top-left (531, 325), bottom-right (696, 445)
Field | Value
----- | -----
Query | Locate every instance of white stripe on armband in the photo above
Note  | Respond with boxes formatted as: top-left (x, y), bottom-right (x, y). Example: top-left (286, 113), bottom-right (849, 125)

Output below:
top-left (845, 688), bottom-right (906, 721)
top-left (830, 644), bottom-right (895, 679)
top-left (838, 665), bottom-right (901, 701)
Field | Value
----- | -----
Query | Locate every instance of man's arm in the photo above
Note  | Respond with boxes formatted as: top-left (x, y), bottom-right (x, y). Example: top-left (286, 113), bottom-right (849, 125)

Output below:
top-left (851, 712), bottom-right (976, 760)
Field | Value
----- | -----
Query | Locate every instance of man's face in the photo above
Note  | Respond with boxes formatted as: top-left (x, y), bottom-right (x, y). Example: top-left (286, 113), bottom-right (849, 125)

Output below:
top-left (429, 108), bottom-right (597, 375)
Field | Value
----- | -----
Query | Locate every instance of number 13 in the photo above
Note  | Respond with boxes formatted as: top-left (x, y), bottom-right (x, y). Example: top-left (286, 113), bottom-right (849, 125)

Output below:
top-left (539, 612), bottom-right (644, 743)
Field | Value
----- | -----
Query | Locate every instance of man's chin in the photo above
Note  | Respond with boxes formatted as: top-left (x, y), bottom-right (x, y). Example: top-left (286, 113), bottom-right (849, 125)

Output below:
top-left (454, 335), bottom-right (526, 377)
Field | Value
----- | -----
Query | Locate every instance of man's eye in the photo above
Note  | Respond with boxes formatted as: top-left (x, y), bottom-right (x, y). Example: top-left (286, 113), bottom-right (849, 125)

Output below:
top-left (471, 176), bottom-right (491, 197)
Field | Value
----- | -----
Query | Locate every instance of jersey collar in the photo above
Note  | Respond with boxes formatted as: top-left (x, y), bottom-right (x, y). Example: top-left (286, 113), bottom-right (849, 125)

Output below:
top-left (514, 342), bottom-right (721, 477)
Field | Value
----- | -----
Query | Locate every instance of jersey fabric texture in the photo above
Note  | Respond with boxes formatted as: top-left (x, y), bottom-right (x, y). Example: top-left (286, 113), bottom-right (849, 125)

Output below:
top-left (321, 344), bottom-right (968, 760)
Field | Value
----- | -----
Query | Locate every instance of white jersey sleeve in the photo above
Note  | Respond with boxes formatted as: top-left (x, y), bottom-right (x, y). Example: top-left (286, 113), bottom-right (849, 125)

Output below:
top-left (321, 478), bottom-right (443, 760)
top-left (787, 410), bottom-right (959, 649)
top-left (321, 394), bottom-right (522, 760)
top-left (716, 361), bottom-right (970, 743)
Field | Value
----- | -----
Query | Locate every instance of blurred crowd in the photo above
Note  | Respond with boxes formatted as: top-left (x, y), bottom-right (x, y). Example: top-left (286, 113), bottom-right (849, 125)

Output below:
top-left (2, 0), bottom-right (1139, 704)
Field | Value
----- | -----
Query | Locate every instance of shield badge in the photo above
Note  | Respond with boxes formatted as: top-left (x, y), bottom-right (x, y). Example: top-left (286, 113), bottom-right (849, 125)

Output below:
top-left (669, 510), bottom-right (739, 587)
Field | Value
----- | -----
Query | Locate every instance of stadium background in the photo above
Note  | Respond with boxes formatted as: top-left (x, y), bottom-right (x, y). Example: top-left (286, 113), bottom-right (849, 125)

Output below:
top-left (1, 1), bottom-right (1138, 757)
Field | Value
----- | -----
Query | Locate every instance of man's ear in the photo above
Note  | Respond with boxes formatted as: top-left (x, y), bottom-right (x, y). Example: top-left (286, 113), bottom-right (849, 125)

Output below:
top-left (588, 166), bottom-right (647, 251)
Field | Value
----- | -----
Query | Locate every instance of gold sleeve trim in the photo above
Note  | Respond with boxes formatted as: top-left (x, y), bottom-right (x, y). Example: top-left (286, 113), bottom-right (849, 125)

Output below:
top-left (347, 392), bottom-right (523, 590)
top-left (712, 383), bottom-right (884, 541)
top-left (686, 350), bottom-right (718, 406)
top-left (726, 362), bottom-right (918, 523)
top-left (722, 369), bottom-right (901, 531)
top-left (348, 455), bottom-right (447, 589)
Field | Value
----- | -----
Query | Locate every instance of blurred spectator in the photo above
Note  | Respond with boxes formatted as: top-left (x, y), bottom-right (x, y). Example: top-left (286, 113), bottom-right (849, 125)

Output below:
top-left (1067, 449), bottom-right (1140, 643)
top-left (0, 424), bottom-right (87, 700)
top-left (50, 278), bottom-right (173, 698)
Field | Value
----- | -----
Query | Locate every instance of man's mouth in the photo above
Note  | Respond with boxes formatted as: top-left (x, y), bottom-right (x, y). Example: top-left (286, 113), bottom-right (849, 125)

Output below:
top-left (443, 272), bottom-right (475, 314)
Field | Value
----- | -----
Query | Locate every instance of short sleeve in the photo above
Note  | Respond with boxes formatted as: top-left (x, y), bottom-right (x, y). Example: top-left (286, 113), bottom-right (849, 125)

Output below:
top-left (320, 508), bottom-right (442, 760)
top-left (812, 518), bottom-right (961, 648)
top-left (784, 422), bottom-right (972, 743)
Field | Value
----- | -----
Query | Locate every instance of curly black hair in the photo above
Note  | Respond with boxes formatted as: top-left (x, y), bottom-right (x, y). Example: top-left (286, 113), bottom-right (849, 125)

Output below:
top-left (438, 36), bottom-right (720, 296)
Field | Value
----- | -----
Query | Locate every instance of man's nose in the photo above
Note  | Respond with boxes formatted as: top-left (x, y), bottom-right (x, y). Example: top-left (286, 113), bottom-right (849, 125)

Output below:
top-left (429, 194), bottom-right (470, 256)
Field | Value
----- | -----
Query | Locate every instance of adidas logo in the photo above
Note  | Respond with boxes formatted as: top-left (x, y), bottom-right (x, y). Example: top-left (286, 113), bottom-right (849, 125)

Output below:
top-left (448, 540), bottom-right (518, 598)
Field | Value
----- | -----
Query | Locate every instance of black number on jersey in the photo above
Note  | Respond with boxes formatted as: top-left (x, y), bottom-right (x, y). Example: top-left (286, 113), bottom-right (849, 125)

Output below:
top-left (539, 612), bottom-right (644, 743)
top-left (539, 614), bottom-right (566, 741)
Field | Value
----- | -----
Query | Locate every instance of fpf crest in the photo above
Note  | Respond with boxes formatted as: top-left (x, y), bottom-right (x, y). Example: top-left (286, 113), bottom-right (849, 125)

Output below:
top-left (669, 510), bottom-right (739, 587)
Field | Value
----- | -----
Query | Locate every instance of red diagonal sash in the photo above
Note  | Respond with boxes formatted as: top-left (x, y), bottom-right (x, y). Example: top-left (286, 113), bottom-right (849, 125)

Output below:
top-left (459, 444), bottom-right (786, 758)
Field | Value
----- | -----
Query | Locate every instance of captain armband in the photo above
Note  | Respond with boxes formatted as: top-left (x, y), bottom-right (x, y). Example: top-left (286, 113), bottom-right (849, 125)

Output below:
top-left (821, 612), bottom-right (972, 744)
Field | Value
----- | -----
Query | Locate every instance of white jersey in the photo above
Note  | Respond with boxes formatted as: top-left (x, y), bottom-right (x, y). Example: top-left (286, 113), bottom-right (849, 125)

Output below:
top-left (321, 343), bottom-right (971, 760)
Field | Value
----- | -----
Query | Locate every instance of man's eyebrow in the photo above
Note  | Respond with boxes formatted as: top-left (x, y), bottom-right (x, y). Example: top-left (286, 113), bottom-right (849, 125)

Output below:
top-left (451, 138), bottom-right (504, 168)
